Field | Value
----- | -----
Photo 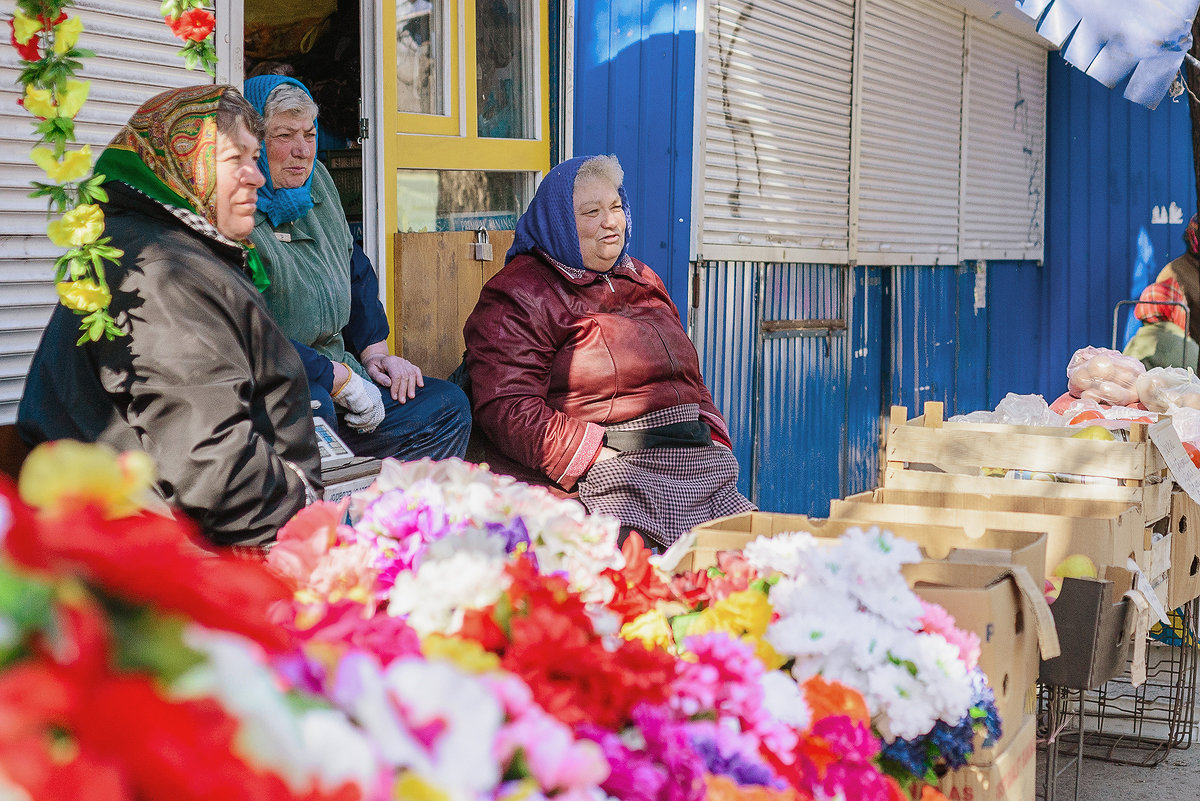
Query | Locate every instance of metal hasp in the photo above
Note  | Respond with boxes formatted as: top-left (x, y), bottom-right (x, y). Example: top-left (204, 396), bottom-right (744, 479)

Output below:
top-left (470, 228), bottom-right (493, 261)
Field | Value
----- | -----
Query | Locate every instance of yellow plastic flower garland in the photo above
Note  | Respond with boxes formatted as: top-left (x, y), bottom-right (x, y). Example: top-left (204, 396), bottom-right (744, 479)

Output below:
top-left (8, 0), bottom-right (218, 344)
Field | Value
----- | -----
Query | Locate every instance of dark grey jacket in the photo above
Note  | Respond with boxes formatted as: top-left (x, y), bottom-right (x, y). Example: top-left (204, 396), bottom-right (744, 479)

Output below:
top-left (17, 183), bottom-right (321, 546)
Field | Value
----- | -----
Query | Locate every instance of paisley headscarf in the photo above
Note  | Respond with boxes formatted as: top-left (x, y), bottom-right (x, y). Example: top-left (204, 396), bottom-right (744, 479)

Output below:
top-left (1185, 214), bottom-right (1200, 256)
top-left (506, 155), bottom-right (632, 272)
top-left (93, 85), bottom-right (269, 289)
top-left (242, 75), bottom-right (318, 227)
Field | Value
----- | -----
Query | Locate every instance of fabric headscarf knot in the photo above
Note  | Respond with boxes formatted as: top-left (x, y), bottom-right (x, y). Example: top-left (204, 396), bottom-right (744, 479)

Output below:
top-left (506, 155), bottom-right (632, 272)
top-left (242, 75), bottom-right (317, 227)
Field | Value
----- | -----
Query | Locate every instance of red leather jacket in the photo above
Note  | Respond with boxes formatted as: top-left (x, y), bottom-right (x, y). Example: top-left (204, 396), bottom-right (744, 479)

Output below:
top-left (464, 252), bottom-right (730, 489)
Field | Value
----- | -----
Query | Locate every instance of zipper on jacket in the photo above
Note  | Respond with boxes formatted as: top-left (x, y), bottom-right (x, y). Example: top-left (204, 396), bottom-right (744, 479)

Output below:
top-left (602, 273), bottom-right (614, 293)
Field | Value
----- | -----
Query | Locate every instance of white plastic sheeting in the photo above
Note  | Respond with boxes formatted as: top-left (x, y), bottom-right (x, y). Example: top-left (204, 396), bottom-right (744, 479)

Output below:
top-left (1016, 0), bottom-right (1199, 108)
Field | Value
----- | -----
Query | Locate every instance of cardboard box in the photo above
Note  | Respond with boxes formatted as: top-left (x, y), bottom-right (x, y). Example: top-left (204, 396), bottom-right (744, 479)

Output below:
top-left (931, 713), bottom-right (1036, 801)
top-left (1038, 568), bottom-right (1135, 690)
top-left (671, 512), bottom-right (1046, 588)
top-left (1167, 490), bottom-right (1200, 608)
top-left (903, 562), bottom-right (1058, 760)
top-left (830, 489), bottom-right (1145, 577)
top-left (321, 457), bottom-right (382, 504)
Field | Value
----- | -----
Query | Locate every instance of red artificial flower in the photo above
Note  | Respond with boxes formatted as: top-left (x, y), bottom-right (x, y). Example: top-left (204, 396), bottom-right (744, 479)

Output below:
top-left (461, 556), bottom-right (677, 729)
top-left (7, 12), bottom-right (65, 62)
top-left (166, 8), bottom-right (216, 42)
top-left (601, 531), bottom-right (674, 622)
top-left (0, 479), bottom-right (294, 653)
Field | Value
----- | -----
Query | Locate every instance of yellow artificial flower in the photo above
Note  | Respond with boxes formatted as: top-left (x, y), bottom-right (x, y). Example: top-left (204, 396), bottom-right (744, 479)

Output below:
top-left (692, 589), bottom-right (773, 639)
top-left (747, 634), bottom-right (787, 671)
top-left (619, 609), bottom-right (674, 651)
top-left (394, 772), bottom-right (452, 801)
top-left (19, 441), bottom-right (157, 518)
top-left (11, 10), bottom-right (41, 45)
top-left (47, 204), bottom-right (105, 248)
top-left (421, 634), bottom-right (500, 673)
top-left (56, 278), bottom-right (110, 313)
top-left (31, 145), bottom-right (93, 184)
top-left (496, 779), bottom-right (540, 801)
top-left (22, 86), bottom-right (57, 119)
top-left (56, 80), bottom-right (90, 120)
top-left (53, 16), bottom-right (84, 54)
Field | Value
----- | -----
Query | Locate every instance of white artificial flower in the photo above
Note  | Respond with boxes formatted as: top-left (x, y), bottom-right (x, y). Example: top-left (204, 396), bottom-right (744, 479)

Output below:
top-left (387, 547), bottom-right (510, 635)
top-left (759, 669), bottom-right (812, 732)
top-left (333, 653), bottom-right (505, 801)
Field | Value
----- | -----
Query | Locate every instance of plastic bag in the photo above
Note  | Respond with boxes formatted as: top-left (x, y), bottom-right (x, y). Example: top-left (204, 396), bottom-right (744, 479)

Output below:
top-left (948, 393), bottom-right (1066, 427)
top-left (1066, 346), bottom-right (1145, 406)
top-left (1171, 406), bottom-right (1200, 446)
top-left (1135, 367), bottom-right (1200, 412)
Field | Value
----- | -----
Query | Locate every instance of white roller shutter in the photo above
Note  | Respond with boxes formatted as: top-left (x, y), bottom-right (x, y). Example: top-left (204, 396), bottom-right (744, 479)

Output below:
top-left (960, 19), bottom-right (1046, 261)
top-left (855, 0), bottom-right (964, 265)
top-left (696, 0), bottom-right (855, 263)
top-left (0, 0), bottom-right (209, 423)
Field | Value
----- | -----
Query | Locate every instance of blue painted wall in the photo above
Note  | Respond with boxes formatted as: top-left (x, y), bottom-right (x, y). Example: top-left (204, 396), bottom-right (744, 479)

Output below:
top-left (572, 0), bottom-right (697, 314)
top-left (1036, 53), bottom-right (1196, 398)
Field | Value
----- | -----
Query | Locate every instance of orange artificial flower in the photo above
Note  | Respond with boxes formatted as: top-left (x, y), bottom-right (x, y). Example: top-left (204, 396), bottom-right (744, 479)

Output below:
top-left (801, 675), bottom-right (871, 727)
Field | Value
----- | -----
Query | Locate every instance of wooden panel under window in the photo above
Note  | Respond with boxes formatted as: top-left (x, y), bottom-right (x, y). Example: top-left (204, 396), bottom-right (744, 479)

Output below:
top-left (393, 230), bottom-right (515, 380)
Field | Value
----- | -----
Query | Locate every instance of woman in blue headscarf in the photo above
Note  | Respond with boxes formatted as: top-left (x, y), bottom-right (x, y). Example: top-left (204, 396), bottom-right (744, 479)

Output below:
top-left (464, 155), bottom-right (753, 549)
top-left (243, 75), bottom-right (470, 462)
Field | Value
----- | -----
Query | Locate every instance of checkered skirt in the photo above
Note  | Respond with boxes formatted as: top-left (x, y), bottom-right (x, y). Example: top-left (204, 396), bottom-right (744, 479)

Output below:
top-left (576, 405), bottom-right (755, 548)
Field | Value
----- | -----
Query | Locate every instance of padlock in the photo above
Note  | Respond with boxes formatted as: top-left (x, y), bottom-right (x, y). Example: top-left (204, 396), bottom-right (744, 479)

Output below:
top-left (470, 228), bottom-right (493, 261)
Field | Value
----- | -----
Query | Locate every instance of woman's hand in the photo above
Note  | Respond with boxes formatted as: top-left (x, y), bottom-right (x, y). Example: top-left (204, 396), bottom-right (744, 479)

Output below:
top-left (362, 353), bottom-right (424, 403)
top-left (594, 446), bottom-right (620, 462)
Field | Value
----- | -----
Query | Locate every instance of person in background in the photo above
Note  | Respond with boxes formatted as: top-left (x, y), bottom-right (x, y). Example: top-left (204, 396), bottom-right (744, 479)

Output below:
top-left (17, 85), bottom-right (320, 546)
top-left (1123, 277), bottom-right (1200, 370)
top-left (463, 154), bottom-right (754, 550)
top-left (1158, 214), bottom-right (1200, 347)
top-left (243, 75), bottom-right (470, 461)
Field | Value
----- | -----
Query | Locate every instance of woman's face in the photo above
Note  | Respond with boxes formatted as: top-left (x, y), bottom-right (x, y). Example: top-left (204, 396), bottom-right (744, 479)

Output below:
top-left (214, 119), bottom-right (265, 240)
top-left (264, 110), bottom-right (316, 189)
top-left (573, 177), bottom-right (626, 272)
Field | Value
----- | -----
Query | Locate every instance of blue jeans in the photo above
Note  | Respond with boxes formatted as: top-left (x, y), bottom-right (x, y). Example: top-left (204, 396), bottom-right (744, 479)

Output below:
top-left (311, 377), bottom-right (471, 461)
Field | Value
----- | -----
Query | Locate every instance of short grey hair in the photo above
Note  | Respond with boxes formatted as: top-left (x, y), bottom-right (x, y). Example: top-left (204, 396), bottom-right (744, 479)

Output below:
top-left (262, 83), bottom-right (319, 124)
top-left (574, 154), bottom-right (623, 192)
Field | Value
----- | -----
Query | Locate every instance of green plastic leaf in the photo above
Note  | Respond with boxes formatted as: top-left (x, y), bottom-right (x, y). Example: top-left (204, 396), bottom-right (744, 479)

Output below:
top-left (110, 607), bottom-right (206, 683)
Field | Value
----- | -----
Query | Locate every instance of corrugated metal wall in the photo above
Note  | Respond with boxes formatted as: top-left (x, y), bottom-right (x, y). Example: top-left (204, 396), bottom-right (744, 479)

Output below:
top-left (691, 260), bottom-right (849, 515)
top-left (691, 260), bottom-right (757, 500)
top-left (572, 0), bottom-right (696, 312)
top-left (1037, 53), bottom-right (1196, 397)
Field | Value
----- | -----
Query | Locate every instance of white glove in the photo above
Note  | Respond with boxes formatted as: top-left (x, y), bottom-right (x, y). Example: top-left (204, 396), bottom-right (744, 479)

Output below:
top-left (332, 370), bottom-right (385, 433)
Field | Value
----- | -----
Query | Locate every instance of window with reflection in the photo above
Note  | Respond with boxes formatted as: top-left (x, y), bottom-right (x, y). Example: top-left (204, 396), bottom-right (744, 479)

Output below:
top-left (397, 0), bottom-right (444, 115)
top-left (476, 0), bottom-right (536, 139)
top-left (397, 169), bottom-right (535, 232)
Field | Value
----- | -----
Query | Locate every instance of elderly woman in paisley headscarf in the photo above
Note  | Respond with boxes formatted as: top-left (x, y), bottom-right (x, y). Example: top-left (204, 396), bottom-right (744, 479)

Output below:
top-left (18, 85), bottom-right (320, 547)
top-left (463, 155), bottom-right (754, 549)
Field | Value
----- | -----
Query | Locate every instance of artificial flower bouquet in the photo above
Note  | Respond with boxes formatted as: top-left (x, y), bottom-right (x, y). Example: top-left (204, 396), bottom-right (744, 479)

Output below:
top-left (0, 442), bottom-right (376, 800)
top-left (268, 457), bottom-right (1003, 800)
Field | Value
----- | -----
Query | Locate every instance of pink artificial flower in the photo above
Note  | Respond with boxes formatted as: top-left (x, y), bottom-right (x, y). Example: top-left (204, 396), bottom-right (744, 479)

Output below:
top-left (300, 600), bottom-right (422, 666)
top-left (267, 500), bottom-right (348, 585)
top-left (919, 600), bottom-right (981, 670)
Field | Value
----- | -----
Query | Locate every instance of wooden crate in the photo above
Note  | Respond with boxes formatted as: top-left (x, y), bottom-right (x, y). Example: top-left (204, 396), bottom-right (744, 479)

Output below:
top-left (884, 401), bottom-right (1172, 524)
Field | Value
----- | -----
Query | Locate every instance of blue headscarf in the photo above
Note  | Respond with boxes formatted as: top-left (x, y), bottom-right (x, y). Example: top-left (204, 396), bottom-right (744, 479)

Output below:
top-left (506, 155), bottom-right (632, 272)
top-left (242, 75), bottom-right (318, 227)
